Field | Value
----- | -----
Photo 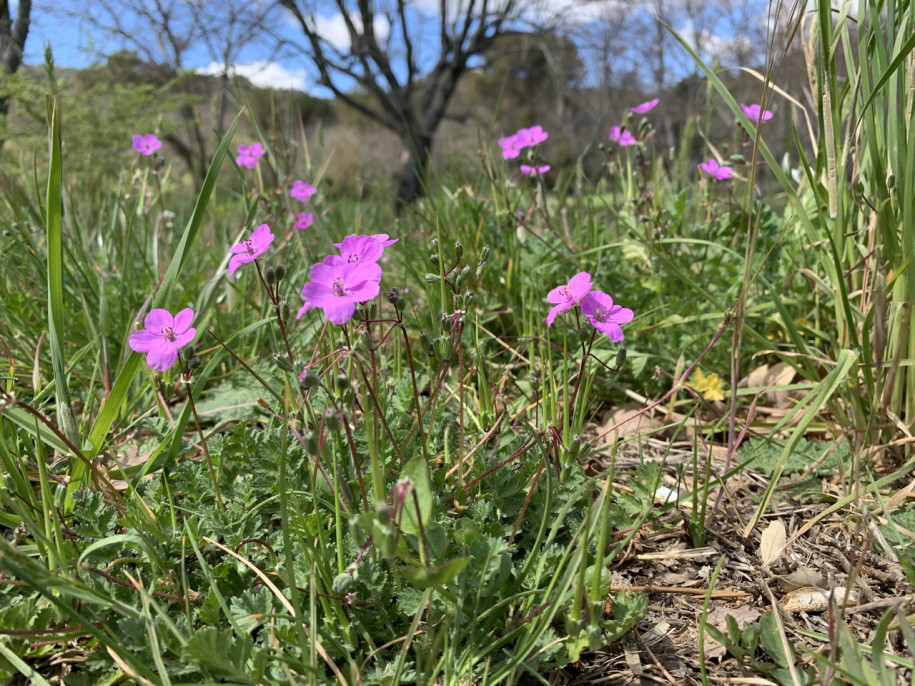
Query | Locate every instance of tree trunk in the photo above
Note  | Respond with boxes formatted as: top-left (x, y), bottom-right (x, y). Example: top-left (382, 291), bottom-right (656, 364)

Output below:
top-left (395, 132), bottom-right (432, 210)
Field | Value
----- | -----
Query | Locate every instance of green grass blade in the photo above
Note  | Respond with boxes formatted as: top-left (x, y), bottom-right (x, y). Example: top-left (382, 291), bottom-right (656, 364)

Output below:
top-left (44, 96), bottom-right (80, 450)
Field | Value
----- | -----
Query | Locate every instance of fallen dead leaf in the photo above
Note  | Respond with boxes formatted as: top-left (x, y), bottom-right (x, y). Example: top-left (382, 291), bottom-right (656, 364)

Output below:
top-left (781, 586), bottom-right (859, 613)
top-left (598, 403), bottom-right (668, 443)
top-left (759, 520), bottom-right (787, 567)
top-left (775, 567), bottom-right (825, 592)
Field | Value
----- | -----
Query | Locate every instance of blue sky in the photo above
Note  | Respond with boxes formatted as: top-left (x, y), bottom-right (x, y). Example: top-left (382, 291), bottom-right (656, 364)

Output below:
top-left (16, 0), bottom-right (771, 94)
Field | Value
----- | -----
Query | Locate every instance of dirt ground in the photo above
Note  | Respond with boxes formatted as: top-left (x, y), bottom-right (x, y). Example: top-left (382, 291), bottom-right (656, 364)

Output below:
top-left (540, 435), bottom-right (915, 685)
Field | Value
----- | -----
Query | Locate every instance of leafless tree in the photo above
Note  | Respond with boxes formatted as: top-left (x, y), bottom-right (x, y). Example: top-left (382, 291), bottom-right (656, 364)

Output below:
top-left (279, 0), bottom-right (522, 206)
top-left (1, 0), bottom-right (32, 143)
top-left (63, 0), bottom-right (285, 179)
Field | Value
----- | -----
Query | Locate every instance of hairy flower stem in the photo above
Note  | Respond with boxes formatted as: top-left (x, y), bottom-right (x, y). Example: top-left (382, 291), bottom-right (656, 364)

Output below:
top-left (183, 372), bottom-right (225, 514)
top-left (254, 260), bottom-right (295, 362)
top-left (398, 324), bottom-right (429, 461)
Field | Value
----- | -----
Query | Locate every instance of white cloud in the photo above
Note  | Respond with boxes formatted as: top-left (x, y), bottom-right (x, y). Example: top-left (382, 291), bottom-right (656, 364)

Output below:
top-left (198, 61), bottom-right (309, 92)
top-left (311, 12), bottom-right (391, 50)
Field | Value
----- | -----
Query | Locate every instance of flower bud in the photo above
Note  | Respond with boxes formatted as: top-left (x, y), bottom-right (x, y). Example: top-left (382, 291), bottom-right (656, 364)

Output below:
top-left (367, 300), bottom-right (377, 318)
top-left (332, 572), bottom-right (355, 595)
top-left (480, 245), bottom-right (490, 262)
top-left (454, 241), bottom-right (463, 259)
top-left (419, 332), bottom-right (434, 356)
top-left (463, 291), bottom-right (474, 307)
top-left (615, 344), bottom-right (627, 370)
top-left (323, 408), bottom-right (343, 432)
top-left (188, 355), bottom-right (202, 370)
top-left (303, 430), bottom-right (319, 455)
top-left (387, 288), bottom-right (399, 303)
top-left (434, 335), bottom-right (453, 362)
top-left (394, 295), bottom-right (406, 311)
top-left (428, 252), bottom-right (440, 267)
top-left (335, 373), bottom-right (350, 391)
top-left (265, 267), bottom-right (277, 285)
top-left (355, 329), bottom-right (372, 352)
top-left (476, 261), bottom-right (487, 277)
top-left (578, 326), bottom-right (591, 343)
top-left (349, 516), bottom-right (368, 547)
top-left (300, 369), bottom-right (320, 389)
top-left (274, 264), bottom-right (286, 282)
top-left (182, 347), bottom-right (197, 362)
top-left (280, 299), bottom-right (290, 322)
top-left (530, 374), bottom-right (541, 391)
top-left (430, 238), bottom-right (438, 251)
top-left (425, 273), bottom-right (441, 284)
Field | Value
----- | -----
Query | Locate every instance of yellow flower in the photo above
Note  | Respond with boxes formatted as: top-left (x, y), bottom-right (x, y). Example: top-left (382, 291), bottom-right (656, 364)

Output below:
top-left (691, 367), bottom-right (725, 402)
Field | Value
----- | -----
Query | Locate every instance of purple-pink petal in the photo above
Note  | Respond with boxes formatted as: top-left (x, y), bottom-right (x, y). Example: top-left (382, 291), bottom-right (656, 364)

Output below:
top-left (630, 98), bottom-right (659, 114)
top-left (128, 329), bottom-right (162, 353)
top-left (173, 307), bottom-right (194, 333)
top-left (323, 300), bottom-right (357, 326)
top-left (146, 344), bottom-right (180, 372)
top-left (144, 309), bottom-right (174, 330)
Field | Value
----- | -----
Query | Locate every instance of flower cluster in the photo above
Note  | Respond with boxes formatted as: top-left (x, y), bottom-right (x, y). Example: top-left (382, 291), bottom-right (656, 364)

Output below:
top-left (290, 179), bottom-right (317, 230)
top-left (132, 134), bottom-right (162, 156)
top-left (499, 125), bottom-right (549, 160)
top-left (546, 272), bottom-right (633, 342)
top-left (300, 234), bottom-right (398, 325)
top-left (608, 125), bottom-right (637, 147)
top-left (698, 158), bottom-right (734, 180)
top-left (236, 143), bottom-right (266, 169)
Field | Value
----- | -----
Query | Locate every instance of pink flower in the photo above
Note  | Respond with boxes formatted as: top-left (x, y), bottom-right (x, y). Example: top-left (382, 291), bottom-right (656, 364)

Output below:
top-left (516, 125), bottom-right (549, 147)
top-left (546, 272), bottom-right (592, 327)
top-left (132, 134), bottom-right (162, 155)
top-left (290, 180), bottom-right (316, 202)
top-left (499, 125), bottom-right (549, 159)
top-left (581, 291), bottom-right (633, 342)
top-left (499, 134), bottom-right (524, 159)
top-left (228, 224), bottom-right (274, 276)
top-left (294, 212), bottom-right (314, 230)
top-left (301, 261), bottom-right (382, 325)
top-left (740, 103), bottom-right (773, 123)
top-left (698, 158), bottom-right (734, 180)
top-left (129, 308), bottom-right (196, 372)
top-left (608, 126), bottom-right (637, 146)
top-left (327, 234), bottom-right (397, 266)
top-left (630, 99), bottom-right (659, 114)
top-left (235, 143), bottom-right (266, 169)
top-left (520, 164), bottom-right (551, 176)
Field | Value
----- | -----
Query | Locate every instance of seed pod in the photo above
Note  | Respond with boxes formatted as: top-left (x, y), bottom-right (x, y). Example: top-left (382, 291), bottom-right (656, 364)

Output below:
top-left (300, 370), bottom-right (320, 389)
top-left (323, 408), bottom-right (343, 432)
